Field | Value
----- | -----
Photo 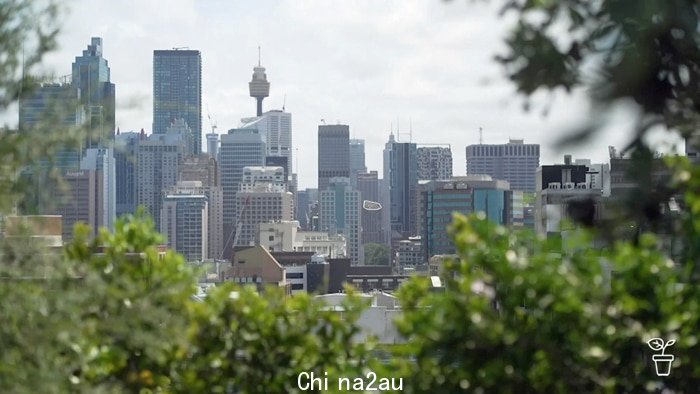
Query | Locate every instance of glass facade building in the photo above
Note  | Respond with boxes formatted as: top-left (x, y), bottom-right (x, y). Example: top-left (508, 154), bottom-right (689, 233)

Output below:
top-left (318, 124), bottom-right (350, 191)
top-left (418, 177), bottom-right (511, 260)
top-left (72, 37), bottom-right (116, 148)
top-left (153, 49), bottom-right (202, 154)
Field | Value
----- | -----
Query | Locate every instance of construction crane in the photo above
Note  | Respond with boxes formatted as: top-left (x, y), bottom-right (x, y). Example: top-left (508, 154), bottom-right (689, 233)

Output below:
top-left (207, 112), bottom-right (218, 134)
top-left (218, 196), bottom-right (251, 280)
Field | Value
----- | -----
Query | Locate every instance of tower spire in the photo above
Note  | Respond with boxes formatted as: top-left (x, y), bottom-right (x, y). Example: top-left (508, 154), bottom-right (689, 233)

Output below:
top-left (258, 45), bottom-right (261, 66)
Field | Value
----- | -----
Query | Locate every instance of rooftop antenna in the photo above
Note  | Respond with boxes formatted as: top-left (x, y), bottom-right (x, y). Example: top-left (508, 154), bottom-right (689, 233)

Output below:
top-left (282, 93), bottom-right (286, 112)
top-left (258, 45), bottom-right (261, 66)
top-left (409, 118), bottom-right (413, 142)
top-left (397, 118), bottom-right (400, 141)
top-left (295, 147), bottom-right (299, 173)
top-left (479, 127), bottom-right (483, 144)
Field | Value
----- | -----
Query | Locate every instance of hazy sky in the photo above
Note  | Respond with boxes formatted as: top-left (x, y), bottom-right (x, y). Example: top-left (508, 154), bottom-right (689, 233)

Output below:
top-left (31, 0), bottom-right (676, 188)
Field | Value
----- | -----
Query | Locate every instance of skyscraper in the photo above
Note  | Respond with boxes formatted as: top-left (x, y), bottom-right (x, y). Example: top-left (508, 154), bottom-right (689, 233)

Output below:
top-left (318, 124), bottom-right (350, 191)
top-left (80, 147), bottom-right (117, 232)
top-left (115, 131), bottom-right (140, 217)
top-left (235, 184), bottom-right (294, 247)
top-left (349, 139), bottom-right (366, 169)
top-left (153, 49), bottom-right (202, 154)
top-left (19, 82), bottom-right (85, 170)
top-left (52, 147), bottom-right (116, 242)
top-left (465, 139), bottom-right (540, 192)
top-left (136, 133), bottom-right (186, 230)
top-left (383, 134), bottom-right (418, 239)
top-left (52, 170), bottom-right (98, 241)
top-left (72, 37), bottom-right (116, 148)
top-left (240, 110), bottom-right (292, 176)
top-left (417, 146), bottom-right (452, 181)
top-left (165, 180), bottom-right (223, 261)
top-left (356, 171), bottom-right (384, 244)
top-left (349, 139), bottom-right (367, 183)
top-left (319, 177), bottom-right (363, 265)
top-left (219, 128), bottom-right (266, 251)
top-left (161, 193), bottom-right (208, 261)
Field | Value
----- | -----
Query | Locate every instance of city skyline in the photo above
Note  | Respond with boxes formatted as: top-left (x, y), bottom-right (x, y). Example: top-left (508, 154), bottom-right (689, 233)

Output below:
top-left (10, 0), bottom-right (683, 189)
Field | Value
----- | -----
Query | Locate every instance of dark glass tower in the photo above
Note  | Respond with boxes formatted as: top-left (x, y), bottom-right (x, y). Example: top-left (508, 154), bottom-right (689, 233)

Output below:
top-left (153, 49), bottom-right (202, 154)
top-left (72, 37), bottom-right (116, 148)
top-left (383, 134), bottom-right (418, 238)
top-left (317, 124), bottom-right (350, 191)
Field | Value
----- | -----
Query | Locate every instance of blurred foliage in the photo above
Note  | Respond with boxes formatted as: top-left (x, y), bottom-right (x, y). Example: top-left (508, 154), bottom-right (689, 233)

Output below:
top-left (396, 205), bottom-right (700, 392)
top-left (0, 213), bottom-right (373, 393)
top-left (491, 0), bottom-right (700, 143)
top-left (174, 285), bottom-right (371, 393)
top-left (364, 243), bottom-right (391, 266)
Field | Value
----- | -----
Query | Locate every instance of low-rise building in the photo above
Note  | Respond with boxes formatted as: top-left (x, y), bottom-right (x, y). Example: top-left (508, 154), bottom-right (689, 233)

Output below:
top-left (222, 245), bottom-right (290, 294)
top-left (258, 220), bottom-right (346, 258)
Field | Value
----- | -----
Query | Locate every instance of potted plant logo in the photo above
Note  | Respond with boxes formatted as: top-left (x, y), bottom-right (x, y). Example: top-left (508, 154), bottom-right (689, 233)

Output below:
top-left (647, 338), bottom-right (676, 376)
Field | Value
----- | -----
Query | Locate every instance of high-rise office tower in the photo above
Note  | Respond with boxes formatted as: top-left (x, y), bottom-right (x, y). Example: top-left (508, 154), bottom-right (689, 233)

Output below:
top-left (418, 176), bottom-right (511, 261)
top-left (115, 131), bottom-right (140, 217)
top-left (349, 138), bottom-right (367, 178)
top-left (161, 193), bottom-right (208, 261)
top-left (19, 82), bottom-right (85, 170)
top-left (295, 189), bottom-right (312, 230)
top-left (219, 129), bottom-right (266, 251)
top-left (466, 139), bottom-right (540, 192)
top-left (235, 184), bottom-right (294, 247)
top-left (80, 147), bottom-right (116, 232)
top-left (240, 110), bottom-right (292, 177)
top-left (166, 180), bottom-right (223, 260)
top-left (153, 49), bottom-right (202, 154)
top-left (72, 37), bottom-right (116, 148)
top-left (417, 146), bottom-right (453, 181)
top-left (264, 156), bottom-right (289, 182)
top-left (52, 170), bottom-right (98, 241)
top-left (165, 118), bottom-right (195, 155)
top-left (52, 148), bottom-right (116, 242)
top-left (319, 177), bottom-right (362, 265)
top-left (136, 133), bottom-right (187, 230)
top-left (383, 133), bottom-right (418, 239)
top-left (206, 133), bottom-right (219, 160)
top-left (356, 171), bottom-right (384, 244)
top-left (248, 52), bottom-right (270, 117)
top-left (19, 82), bottom-right (85, 214)
top-left (318, 124), bottom-right (350, 191)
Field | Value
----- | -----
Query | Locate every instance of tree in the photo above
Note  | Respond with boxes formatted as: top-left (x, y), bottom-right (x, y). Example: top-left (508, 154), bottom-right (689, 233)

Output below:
top-left (392, 4), bottom-right (700, 391)
top-left (364, 243), bottom-right (390, 266)
top-left (396, 209), bottom-right (700, 392)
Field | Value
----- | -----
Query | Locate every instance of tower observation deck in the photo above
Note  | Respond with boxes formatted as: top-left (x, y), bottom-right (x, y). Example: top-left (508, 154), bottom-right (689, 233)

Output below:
top-left (248, 47), bottom-right (270, 116)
